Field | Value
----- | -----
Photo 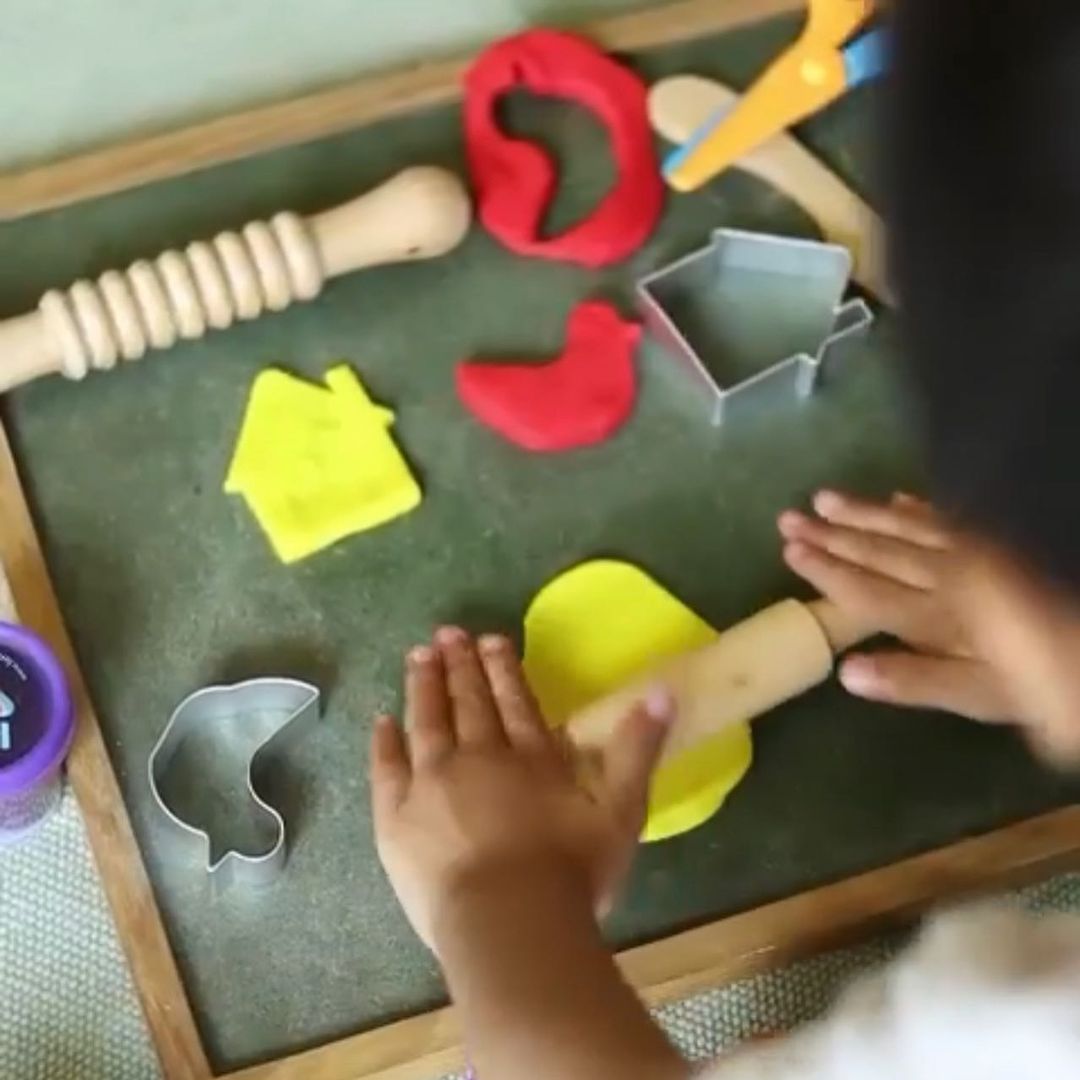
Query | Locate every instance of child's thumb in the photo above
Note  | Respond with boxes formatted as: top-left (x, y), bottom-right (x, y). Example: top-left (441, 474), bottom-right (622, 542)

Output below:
top-left (604, 686), bottom-right (676, 825)
top-left (840, 651), bottom-right (1008, 723)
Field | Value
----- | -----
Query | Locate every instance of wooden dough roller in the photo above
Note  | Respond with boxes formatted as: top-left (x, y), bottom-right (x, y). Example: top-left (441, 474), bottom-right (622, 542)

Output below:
top-left (569, 597), bottom-right (875, 761)
top-left (648, 75), bottom-right (890, 305)
top-left (0, 166), bottom-right (472, 394)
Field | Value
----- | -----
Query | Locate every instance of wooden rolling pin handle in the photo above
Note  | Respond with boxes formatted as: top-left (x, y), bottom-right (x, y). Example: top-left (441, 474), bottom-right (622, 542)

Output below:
top-left (806, 597), bottom-right (877, 655)
top-left (0, 556), bottom-right (15, 622)
top-left (568, 597), bottom-right (877, 762)
top-left (0, 166), bottom-right (472, 394)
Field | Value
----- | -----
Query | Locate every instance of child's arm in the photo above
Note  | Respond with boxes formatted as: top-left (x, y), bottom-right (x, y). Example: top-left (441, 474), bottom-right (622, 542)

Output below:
top-left (370, 628), bottom-right (688, 1080)
top-left (437, 858), bottom-right (684, 1080)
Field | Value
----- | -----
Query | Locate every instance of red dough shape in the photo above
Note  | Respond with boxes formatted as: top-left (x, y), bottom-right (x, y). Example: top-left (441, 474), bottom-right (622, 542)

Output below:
top-left (456, 301), bottom-right (641, 452)
top-left (464, 29), bottom-right (665, 268)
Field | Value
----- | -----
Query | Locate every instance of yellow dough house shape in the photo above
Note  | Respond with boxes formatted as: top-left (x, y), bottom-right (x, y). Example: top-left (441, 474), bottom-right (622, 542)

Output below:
top-left (226, 365), bottom-right (422, 563)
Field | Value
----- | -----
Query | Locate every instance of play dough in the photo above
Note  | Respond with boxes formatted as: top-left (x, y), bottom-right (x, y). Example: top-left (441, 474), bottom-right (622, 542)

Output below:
top-left (464, 29), bottom-right (664, 267)
top-left (456, 301), bottom-right (640, 452)
top-left (523, 559), bottom-right (753, 841)
top-left (226, 366), bottom-right (421, 563)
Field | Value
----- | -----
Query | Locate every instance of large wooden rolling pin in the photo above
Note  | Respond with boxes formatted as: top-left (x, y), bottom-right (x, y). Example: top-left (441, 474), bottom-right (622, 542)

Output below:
top-left (0, 166), bottom-right (472, 393)
top-left (569, 597), bottom-right (875, 761)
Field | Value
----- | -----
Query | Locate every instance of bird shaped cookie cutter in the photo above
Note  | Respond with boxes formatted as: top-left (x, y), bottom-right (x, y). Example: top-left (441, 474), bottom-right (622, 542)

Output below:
top-left (637, 228), bottom-right (873, 425)
top-left (148, 677), bottom-right (321, 890)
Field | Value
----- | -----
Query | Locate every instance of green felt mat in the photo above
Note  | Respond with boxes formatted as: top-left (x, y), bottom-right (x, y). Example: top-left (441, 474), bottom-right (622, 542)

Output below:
top-left (3, 15), bottom-right (1078, 1072)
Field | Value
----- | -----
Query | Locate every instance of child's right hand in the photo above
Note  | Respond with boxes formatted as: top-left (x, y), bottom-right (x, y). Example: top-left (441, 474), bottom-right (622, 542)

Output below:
top-left (778, 491), bottom-right (1080, 762)
top-left (369, 628), bottom-right (673, 951)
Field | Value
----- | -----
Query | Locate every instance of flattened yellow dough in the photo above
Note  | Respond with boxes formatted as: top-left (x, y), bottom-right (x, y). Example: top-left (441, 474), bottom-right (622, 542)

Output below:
top-left (225, 365), bottom-right (421, 563)
top-left (523, 560), bottom-right (753, 842)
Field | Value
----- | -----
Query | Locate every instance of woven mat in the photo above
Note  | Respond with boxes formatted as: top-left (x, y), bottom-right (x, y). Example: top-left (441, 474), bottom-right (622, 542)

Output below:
top-left (3, 789), bottom-right (1078, 1080)
top-left (0, 794), bottom-right (157, 1080)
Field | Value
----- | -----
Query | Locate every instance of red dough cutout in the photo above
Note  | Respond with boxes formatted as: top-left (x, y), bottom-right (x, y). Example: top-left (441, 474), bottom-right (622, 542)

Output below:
top-left (464, 29), bottom-right (664, 267)
top-left (456, 301), bottom-right (641, 452)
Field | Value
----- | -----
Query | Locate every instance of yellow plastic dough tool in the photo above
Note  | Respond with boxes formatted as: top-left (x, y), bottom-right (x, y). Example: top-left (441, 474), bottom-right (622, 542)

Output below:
top-left (523, 560), bottom-right (753, 842)
top-left (663, 0), bottom-right (882, 192)
top-left (226, 365), bottom-right (421, 563)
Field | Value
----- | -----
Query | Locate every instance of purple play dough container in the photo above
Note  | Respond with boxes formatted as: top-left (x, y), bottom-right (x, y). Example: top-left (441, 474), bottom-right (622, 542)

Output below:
top-left (0, 621), bottom-right (75, 841)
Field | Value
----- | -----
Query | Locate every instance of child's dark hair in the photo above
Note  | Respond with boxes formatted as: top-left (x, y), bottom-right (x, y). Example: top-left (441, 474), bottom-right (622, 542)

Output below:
top-left (891, 1), bottom-right (1080, 589)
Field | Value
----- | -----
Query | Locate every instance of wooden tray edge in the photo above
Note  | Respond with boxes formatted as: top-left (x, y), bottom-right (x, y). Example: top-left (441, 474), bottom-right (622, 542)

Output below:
top-left (0, 418), bottom-right (210, 1080)
top-left (3, 4), bottom-right (1068, 1080)
top-left (0, 0), bottom-right (801, 221)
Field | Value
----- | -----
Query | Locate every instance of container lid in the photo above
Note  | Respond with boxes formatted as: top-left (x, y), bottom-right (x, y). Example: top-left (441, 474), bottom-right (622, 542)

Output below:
top-left (0, 621), bottom-right (75, 796)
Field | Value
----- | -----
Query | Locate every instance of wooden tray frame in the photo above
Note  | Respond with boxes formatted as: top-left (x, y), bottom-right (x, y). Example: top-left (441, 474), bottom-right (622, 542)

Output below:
top-left (1, 1), bottom-right (1078, 1077)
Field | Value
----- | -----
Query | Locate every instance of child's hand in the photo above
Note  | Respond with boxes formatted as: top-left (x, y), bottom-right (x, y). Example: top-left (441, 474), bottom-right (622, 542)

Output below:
top-left (778, 490), bottom-right (1080, 761)
top-left (777, 491), bottom-right (1012, 720)
top-left (370, 628), bottom-right (674, 950)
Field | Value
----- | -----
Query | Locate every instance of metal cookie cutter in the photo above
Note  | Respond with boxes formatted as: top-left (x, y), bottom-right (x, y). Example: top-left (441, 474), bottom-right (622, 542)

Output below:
top-left (637, 228), bottom-right (874, 425)
top-left (148, 677), bottom-right (320, 889)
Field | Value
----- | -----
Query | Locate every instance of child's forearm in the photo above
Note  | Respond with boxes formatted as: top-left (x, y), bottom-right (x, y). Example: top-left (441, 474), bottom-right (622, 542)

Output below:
top-left (435, 857), bottom-right (689, 1080)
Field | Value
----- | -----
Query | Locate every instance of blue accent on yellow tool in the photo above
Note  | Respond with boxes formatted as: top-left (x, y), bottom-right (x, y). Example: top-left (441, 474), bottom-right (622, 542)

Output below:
top-left (664, 0), bottom-right (887, 192)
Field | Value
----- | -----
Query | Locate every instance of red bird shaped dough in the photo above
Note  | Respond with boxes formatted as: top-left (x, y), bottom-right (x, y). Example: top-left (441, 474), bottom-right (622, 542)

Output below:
top-left (456, 301), bottom-right (641, 452)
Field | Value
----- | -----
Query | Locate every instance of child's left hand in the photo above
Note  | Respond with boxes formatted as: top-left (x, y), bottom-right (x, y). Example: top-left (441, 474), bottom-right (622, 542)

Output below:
top-left (370, 627), bottom-right (674, 951)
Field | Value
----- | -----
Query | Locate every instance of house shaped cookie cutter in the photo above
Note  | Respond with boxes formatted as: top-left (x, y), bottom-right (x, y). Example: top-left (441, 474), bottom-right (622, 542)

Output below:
top-left (637, 228), bottom-right (874, 425)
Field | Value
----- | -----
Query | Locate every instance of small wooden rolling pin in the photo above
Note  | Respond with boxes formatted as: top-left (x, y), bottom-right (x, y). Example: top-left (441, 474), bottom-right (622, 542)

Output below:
top-left (648, 75), bottom-right (890, 305)
top-left (568, 597), bottom-right (875, 761)
top-left (0, 166), bottom-right (472, 394)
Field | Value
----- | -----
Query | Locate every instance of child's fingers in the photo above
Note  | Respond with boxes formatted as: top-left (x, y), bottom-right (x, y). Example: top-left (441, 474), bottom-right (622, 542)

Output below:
top-left (840, 652), bottom-right (1011, 724)
top-left (812, 490), bottom-right (951, 550)
top-left (435, 626), bottom-right (505, 748)
top-left (477, 635), bottom-right (551, 752)
top-left (891, 491), bottom-right (934, 515)
top-left (603, 687), bottom-right (674, 829)
top-left (778, 510), bottom-right (940, 591)
top-left (370, 714), bottom-right (411, 822)
top-left (404, 645), bottom-right (454, 768)
top-left (784, 540), bottom-right (933, 643)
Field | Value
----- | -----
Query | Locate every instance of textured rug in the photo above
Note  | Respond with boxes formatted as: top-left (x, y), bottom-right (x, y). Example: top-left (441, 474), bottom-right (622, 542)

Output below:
top-left (3, 789), bottom-right (1078, 1080)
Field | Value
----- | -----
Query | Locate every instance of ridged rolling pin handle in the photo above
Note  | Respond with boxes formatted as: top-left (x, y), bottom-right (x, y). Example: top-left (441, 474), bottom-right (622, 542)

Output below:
top-left (567, 597), bottom-right (877, 762)
top-left (0, 166), bottom-right (472, 394)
